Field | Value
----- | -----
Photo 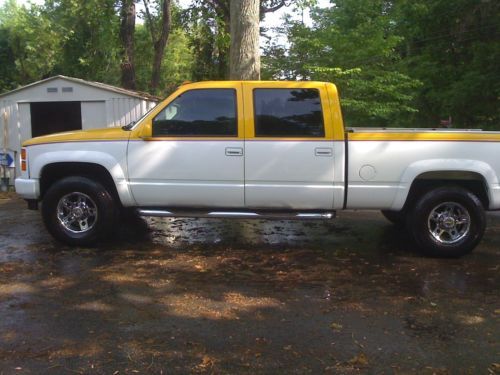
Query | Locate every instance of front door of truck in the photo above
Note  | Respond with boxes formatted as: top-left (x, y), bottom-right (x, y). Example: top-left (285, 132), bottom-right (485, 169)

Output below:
top-left (127, 82), bottom-right (245, 208)
top-left (242, 82), bottom-right (337, 210)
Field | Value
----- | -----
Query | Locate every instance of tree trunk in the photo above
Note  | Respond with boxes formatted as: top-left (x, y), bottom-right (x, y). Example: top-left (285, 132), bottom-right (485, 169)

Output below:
top-left (145, 0), bottom-right (171, 92)
top-left (119, 0), bottom-right (136, 90)
top-left (229, 0), bottom-right (260, 80)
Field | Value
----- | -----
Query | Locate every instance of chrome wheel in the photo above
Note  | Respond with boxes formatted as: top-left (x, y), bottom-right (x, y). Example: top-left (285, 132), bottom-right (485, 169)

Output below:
top-left (56, 192), bottom-right (98, 233)
top-left (427, 202), bottom-right (470, 244)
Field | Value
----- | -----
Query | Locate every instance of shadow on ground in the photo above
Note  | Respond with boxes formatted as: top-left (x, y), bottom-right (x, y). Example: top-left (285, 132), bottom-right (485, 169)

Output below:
top-left (0, 196), bottom-right (499, 374)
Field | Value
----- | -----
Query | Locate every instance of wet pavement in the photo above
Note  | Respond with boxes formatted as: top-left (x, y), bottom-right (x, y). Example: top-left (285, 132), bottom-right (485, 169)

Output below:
top-left (0, 194), bottom-right (499, 374)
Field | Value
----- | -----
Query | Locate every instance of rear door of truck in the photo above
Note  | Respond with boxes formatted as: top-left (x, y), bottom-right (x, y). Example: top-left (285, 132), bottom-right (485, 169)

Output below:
top-left (242, 82), bottom-right (338, 210)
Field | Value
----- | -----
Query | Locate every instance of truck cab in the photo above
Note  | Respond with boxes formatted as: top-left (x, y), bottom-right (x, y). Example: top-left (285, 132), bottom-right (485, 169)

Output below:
top-left (127, 81), bottom-right (345, 210)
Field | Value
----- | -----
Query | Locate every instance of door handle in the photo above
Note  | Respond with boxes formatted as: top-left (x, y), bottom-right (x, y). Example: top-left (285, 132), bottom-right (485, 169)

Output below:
top-left (225, 147), bottom-right (244, 156)
top-left (315, 147), bottom-right (333, 157)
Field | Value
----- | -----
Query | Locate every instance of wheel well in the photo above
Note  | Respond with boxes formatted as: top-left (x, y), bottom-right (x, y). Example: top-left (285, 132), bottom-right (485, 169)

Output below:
top-left (40, 162), bottom-right (122, 206)
top-left (404, 171), bottom-right (489, 211)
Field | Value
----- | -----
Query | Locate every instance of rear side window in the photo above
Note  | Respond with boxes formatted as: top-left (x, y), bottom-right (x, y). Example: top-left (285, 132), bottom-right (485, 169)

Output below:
top-left (152, 89), bottom-right (237, 137)
top-left (253, 88), bottom-right (324, 137)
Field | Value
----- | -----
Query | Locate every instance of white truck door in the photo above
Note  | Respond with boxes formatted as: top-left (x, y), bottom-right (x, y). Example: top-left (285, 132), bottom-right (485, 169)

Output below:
top-left (243, 83), bottom-right (336, 210)
top-left (127, 84), bottom-right (245, 208)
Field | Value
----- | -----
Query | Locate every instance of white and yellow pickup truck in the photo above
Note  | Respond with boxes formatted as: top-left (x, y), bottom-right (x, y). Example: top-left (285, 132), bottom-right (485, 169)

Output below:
top-left (15, 81), bottom-right (500, 256)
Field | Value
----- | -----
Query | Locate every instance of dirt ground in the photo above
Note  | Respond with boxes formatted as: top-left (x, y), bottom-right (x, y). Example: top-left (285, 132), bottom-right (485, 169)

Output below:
top-left (0, 194), bottom-right (499, 374)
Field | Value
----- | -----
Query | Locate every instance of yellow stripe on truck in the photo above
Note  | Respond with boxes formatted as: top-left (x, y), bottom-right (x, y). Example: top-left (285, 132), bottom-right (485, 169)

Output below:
top-left (23, 128), bottom-right (130, 146)
top-left (348, 132), bottom-right (500, 142)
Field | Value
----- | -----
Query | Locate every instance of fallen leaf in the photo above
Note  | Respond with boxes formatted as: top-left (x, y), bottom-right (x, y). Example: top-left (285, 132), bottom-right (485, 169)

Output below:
top-left (489, 363), bottom-right (500, 374)
top-left (330, 322), bottom-right (343, 331)
top-left (194, 355), bottom-right (215, 370)
top-left (348, 353), bottom-right (369, 367)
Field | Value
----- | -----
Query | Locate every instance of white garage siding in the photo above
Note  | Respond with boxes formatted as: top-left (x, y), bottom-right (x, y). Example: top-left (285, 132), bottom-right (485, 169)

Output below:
top-left (0, 76), bottom-right (159, 183)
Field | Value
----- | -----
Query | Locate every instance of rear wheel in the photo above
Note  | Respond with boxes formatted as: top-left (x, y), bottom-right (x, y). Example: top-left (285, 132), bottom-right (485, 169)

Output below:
top-left (406, 186), bottom-right (485, 257)
top-left (41, 176), bottom-right (117, 246)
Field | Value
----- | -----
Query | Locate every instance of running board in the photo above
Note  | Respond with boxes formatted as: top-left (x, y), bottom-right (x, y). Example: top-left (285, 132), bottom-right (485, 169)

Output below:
top-left (136, 209), bottom-right (335, 220)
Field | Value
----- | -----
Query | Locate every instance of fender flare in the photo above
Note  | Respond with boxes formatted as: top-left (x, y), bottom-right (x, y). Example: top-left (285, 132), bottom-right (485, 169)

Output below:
top-left (33, 151), bottom-right (135, 206)
top-left (391, 159), bottom-right (498, 210)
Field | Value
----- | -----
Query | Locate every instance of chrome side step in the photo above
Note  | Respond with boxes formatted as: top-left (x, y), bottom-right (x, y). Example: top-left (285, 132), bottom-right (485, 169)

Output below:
top-left (137, 209), bottom-right (335, 220)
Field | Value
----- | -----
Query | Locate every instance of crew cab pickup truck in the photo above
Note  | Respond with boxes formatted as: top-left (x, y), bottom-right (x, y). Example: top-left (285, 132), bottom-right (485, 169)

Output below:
top-left (15, 81), bottom-right (500, 257)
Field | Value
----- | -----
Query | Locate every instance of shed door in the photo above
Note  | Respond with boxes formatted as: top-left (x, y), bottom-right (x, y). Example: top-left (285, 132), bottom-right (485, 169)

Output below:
top-left (81, 101), bottom-right (106, 129)
top-left (30, 101), bottom-right (82, 137)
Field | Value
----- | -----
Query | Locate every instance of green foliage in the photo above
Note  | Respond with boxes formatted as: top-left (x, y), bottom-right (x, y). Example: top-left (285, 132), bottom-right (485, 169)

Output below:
top-left (0, 0), bottom-right (121, 90)
top-left (0, 0), bottom-right (194, 95)
top-left (263, 0), bottom-right (499, 128)
top-left (135, 25), bottom-right (194, 96)
top-left (312, 67), bottom-right (421, 124)
top-left (0, 0), bottom-right (62, 86)
top-left (0, 25), bottom-right (18, 91)
top-left (263, 0), bottom-right (422, 126)
top-left (182, 0), bottom-right (230, 80)
top-left (0, 0), bottom-right (498, 130)
top-left (182, 0), bottom-right (315, 80)
top-left (396, 0), bottom-right (500, 128)
top-left (43, 0), bottom-right (121, 85)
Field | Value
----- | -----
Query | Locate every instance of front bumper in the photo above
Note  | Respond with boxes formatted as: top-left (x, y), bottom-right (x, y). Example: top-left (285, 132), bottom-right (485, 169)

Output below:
top-left (15, 178), bottom-right (40, 200)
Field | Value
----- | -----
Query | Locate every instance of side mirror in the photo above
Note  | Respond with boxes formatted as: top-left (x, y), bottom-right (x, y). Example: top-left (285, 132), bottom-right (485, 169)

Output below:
top-left (138, 122), bottom-right (153, 140)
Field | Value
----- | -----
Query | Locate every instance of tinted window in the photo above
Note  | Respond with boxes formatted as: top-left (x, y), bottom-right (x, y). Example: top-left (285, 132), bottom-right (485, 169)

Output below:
top-left (152, 89), bottom-right (237, 137)
top-left (254, 88), bottom-right (324, 137)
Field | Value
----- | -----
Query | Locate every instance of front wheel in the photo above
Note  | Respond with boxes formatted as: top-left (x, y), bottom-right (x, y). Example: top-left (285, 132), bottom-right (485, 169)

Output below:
top-left (406, 187), bottom-right (486, 257)
top-left (41, 176), bottom-right (117, 246)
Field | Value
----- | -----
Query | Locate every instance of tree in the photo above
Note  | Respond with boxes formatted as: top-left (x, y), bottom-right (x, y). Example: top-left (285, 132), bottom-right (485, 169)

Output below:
top-left (119, 0), bottom-right (136, 90)
top-left (143, 0), bottom-right (172, 93)
top-left (183, 0), bottom-right (298, 80)
top-left (263, 0), bottom-right (422, 126)
top-left (229, 0), bottom-right (260, 79)
top-left (134, 24), bottom-right (194, 96)
top-left (182, 0), bottom-right (230, 80)
top-left (190, 16), bottom-right (226, 80)
top-left (0, 25), bottom-right (17, 92)
top-left (44, 0), bottom-right (121, 84)
top-left (396, 0), bottom-right (500, 128)
top-left (0, 0), bottom-right (62, 86)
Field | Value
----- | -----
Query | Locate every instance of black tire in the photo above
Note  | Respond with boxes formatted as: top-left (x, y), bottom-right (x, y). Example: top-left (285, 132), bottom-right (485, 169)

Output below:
top-left (381, 210), bottom-right (406, 226)
top-left (41, 176), bottom-right (117, 246)
top-left (406, 186), bottom-right (486, 257)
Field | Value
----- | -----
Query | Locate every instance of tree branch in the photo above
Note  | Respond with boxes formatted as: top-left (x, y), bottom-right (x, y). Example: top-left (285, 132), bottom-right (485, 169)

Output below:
top-left (260, 0), bottom-right (287, 13)
top-left (142, 0), bottom-right (156, 44)
top-left (212, 0), bottom-right (229, 15)
top-left (159, 0), bottom-right (171, 47)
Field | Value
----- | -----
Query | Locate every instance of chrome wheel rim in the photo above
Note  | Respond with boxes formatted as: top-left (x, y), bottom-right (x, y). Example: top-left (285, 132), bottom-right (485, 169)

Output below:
top-left (56, 192), bottom-right (98, 233)
top-left (427, 202), bottom-right (470, 244)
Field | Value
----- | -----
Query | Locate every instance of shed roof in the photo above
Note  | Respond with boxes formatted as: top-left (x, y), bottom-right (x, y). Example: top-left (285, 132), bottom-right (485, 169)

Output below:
top-left (0, 75), bottom-right (160, 101)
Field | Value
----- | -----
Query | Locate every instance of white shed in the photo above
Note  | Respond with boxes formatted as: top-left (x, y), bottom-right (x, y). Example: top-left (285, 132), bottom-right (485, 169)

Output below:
top-left (0, 75), bottom-right (159, 184)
